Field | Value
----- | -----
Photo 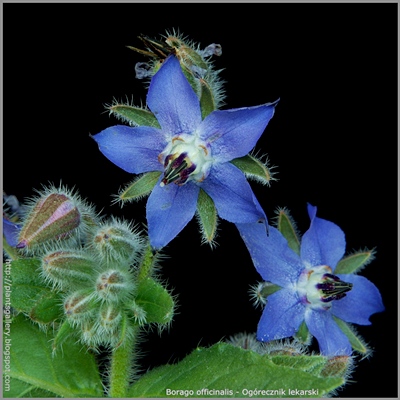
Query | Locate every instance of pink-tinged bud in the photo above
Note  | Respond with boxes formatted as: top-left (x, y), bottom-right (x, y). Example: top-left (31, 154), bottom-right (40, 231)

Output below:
top-left (17, 193), bottom-right (80, 249)
top-left (16, 186), bottom-right (97, 250)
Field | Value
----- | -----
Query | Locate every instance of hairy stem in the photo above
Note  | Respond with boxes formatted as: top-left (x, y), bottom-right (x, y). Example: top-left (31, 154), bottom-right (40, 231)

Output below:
top-left (108, 320), bottom-right (139, 397)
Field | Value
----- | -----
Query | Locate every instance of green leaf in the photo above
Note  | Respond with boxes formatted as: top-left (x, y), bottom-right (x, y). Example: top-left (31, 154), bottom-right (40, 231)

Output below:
top-left (333, 316), bottom-right (369, 355)
top-left (270, 354), bottom-right (327, 375)
top-left (3, 377), bottom-right (56, 398)
top-left (196, 189), bottom-right (218, 245)
top-left (109, 104), bottom-right (160, 128)
top-left (230, 154), bottom-right (274, 186)
top-left (118, 172), bottom-right (161, 202)
top-left (276, 208), bottom-right (301, 255)
top-left (135, 277), bottom-right (174, 325)
top-left (3, 314), bottom-right (104, 397)
top-left (6, 258), bottom-right (64, 324)
top-left (127, 343), bottom-right (345, 397)
top-left (335, 249), bottom-right (376, 274)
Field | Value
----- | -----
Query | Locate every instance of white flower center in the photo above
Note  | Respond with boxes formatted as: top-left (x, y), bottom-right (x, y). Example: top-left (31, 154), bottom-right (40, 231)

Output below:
top-left (158, 133), bottom-right (213, 186)
top-left (296, 265), bottom-right (353, 311)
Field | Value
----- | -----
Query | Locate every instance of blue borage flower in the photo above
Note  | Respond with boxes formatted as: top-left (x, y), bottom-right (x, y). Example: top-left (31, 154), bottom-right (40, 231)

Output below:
top-left (93, 55), bottom-right (278, 250)
top-left (236, 204), bottom-right (384, 356)
top-left (3, 216), bottom-right (22, 247)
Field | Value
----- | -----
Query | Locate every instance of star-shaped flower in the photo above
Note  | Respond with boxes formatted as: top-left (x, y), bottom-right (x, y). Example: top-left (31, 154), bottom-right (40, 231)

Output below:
top-left (236, 204), bottom-right (384, 356)
top-left (93, 55), bottom-right (278, 249)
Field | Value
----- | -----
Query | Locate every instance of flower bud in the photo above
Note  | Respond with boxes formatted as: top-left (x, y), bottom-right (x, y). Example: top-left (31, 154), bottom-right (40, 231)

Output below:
top-left (95, 269), bottom-right (135, 303)
top-left (41, 249), bottom-right (97, 290)
top-left (16, 186), bottom-right (97, 250)
top-left (89, 218), bottom-right (144, 264)
top-left (320, 355), bottom-right (354, 378)
top-left (64, 289), bottom-right (97, 324)
top-left (98, 303), bottom-right (122, 332)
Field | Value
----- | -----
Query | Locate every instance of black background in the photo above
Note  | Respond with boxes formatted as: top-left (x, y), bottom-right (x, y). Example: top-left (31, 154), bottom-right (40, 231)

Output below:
top-left (3, 2), bottom-right (398, 398)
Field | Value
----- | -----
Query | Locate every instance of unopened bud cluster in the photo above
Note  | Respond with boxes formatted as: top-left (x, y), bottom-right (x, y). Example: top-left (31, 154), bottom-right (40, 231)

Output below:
top-left (5, 185), bottom-right (174, 351)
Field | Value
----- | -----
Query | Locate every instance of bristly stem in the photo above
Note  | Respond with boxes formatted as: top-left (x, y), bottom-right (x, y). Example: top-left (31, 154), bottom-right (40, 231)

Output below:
top-left (108, 319), bottom-right (139, 397)
top-left (108, 245), bottom-right (155, 397)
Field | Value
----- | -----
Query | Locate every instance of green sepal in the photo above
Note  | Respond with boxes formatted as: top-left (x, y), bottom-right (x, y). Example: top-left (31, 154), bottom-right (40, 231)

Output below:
top-left (181, 65), bottom-right (201, 100)
top-left (259, 282), bottom-right (282, 298)
top-left (196, 189), bottom-right (218, 245)
top-left (118, 171), bottom-right (161, 202)
top-left (3, 314), bottom-right (104, 398)
top-left (3, 236), bottom-right (20, 260)
top-left (4, 258), bottom-right (64, 324)
top-left (127, 342), bottom-right (345, 397)
top-left (52, 319), bottom-right (76, 353)
top-left (137, 244), bottom-right (156, 281)
top-left (276, 208), bottom-right (301, 255)
top-left (200, 78), bottom-right (216, 118)
top-left (335, 249), bottom-right (376, 274)
top-left (333, 316), bottom-right (369, 355)
top-left (108, 104), bottom-right (160, 128)
top-left (295, 320), bottom-right (311, 344)
top-left (134, 277), bottom-right (174, 325)
top-left (230, 154), bottom-right (274, 186)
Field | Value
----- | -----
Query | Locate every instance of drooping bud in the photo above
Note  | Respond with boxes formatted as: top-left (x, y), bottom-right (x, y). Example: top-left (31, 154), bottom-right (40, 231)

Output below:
top-left (88, 218), bottom-right (144, 264)
top-left (16, 186), bottom-right (96, 250)
top-left (41, 249), bottom-right (97, 290)
top-left (127, 30), bottom-right (225, 111)
top-left (95, 268), bottom-right (135, 303)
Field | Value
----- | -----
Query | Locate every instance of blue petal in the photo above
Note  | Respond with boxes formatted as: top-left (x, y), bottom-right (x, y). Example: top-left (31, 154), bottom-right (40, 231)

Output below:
top-left (3, 217), bottom-right (22, 247)
top-left (301, 204), bottom-right (346, 268)
top-left (198, 101), bottom-right (279, 163)
top-left (305, 309), bottom-right (352, 355)
top-left (92, 125), bottom-right (165, 174)
top-left (147, 55), bottom-right (202, 137)
top-left (331, 274), bottom-right (385, 325)
top-left (257, 288), bottom-right (305, 342)
top-left (236, 224), bottom-right (303, 287)
top-left (201, 162), bottom-right (266, 224)
top-left (146, 177), bottom-right (199, 249)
